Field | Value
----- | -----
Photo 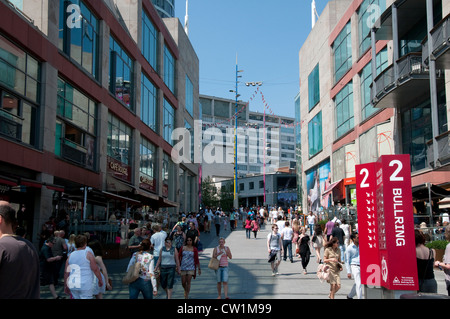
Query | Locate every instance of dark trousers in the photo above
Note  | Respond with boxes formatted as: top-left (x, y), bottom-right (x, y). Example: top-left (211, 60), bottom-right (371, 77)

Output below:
top-left (215, 224), bottom-right (220, 236)
top-left (283, 240), bottom-right (293, 261)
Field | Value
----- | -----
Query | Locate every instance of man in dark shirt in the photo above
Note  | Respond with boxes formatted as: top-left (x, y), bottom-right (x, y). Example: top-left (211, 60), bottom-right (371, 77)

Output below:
top-left (0, 201), bottom-right (40, 299)
top-left (331, 222), bottom-right (346, 263)
top-left (40, 236), bottom-right (64, 299)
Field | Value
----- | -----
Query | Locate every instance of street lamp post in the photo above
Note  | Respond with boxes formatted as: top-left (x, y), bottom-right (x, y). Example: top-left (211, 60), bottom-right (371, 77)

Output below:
top-left (245, 81), bottom-right (264, 204)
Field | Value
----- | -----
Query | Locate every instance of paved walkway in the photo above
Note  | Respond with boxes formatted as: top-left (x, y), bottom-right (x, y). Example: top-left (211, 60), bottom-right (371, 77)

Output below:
top-left (41, 221), bottom-right (448, 299)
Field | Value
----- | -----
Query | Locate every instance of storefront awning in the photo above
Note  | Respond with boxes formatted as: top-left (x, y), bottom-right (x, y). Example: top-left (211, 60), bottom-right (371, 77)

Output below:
top-left (106, 174), bottom-right (135, 193)
top-left (412, 183), bottom-right (450, 201)
top-left (136, 188), bottom-right (159, 201)
top-left (44, 183), bottom-right (65, 192)
top-left (159, 197), bottom-right (178, 208)
top-left (322, 179), bottom-right (343, 197)
top-left (102, 191), bottom-right (141, 205)
top-left (0, 175), bottom-right (18, 186)
top-left (20, 178), bottom-right (42, 189)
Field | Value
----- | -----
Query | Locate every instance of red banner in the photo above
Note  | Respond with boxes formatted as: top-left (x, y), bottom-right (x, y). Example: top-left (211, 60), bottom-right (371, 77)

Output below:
top-left (356, 162), bottom-right (381, 286)
top-left (376, 155), bottom-right (418, 290)
top-left (356, 155), bottom-right (418, 291)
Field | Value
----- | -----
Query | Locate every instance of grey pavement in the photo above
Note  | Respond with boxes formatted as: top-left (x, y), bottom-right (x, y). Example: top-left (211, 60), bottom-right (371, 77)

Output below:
top-left (41, 221), bottom-right (448, 299)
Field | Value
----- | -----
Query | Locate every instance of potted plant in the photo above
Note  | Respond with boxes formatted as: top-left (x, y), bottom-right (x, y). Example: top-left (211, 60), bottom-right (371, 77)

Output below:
top-left (426, 240), bottom-right (449, 262)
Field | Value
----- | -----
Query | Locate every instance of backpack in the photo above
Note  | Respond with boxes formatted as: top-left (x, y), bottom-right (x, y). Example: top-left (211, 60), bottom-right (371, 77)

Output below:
top-left (316, 263), bottom-right (330, 283)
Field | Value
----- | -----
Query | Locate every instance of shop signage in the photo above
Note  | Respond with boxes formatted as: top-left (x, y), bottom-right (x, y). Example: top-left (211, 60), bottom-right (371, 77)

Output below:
top-left (139, 173), bottom-right (156, 193)
top-left (356, 155), bottom-right (418, 291)
top-left (107, 156), bottom-right (131, 183)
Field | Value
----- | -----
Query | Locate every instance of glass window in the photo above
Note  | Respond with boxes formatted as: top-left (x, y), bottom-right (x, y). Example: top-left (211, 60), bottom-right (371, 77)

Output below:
top-left (164, 45), bottom-right (175, 94)
top-left (360, 48), bottom-right (388, 121)
top-left (335, 82), bottom-right (354, 139)
top-left (308, 64), bottom-right (320, 111)
top-left (109, 37), bottom-right (134, 109)
top-left (141, 73), bottom-right (157, 132)
top-left (107, 113), bottom-right (132, 165)
top-left (185, 75), bottom-right (194, 116)
top-left (401, 92), bottom-right (447, 172)
top-left (308, 111), bottom-right (322, 158)
top-left (58, 0), bottom-right (99, 78)
top-left (56, 78), bottom-right (97, 169)
top-left (142, 10), bottom-right (158, 71)
top-left (358, 0), bottom-right (385, 57)
top-left (0, 35), bottom-right (40, 147)
top-left (140, 136), bottom-right (156, 179)
top-left (333, 22), bottom-right (352, 83)
top-left (163, 98), bottom-right (175, 145)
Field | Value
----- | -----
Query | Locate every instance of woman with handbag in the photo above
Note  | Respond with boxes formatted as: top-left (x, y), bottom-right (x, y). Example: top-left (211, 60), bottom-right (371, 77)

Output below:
top-left (126, 239), bottom-right (157, 299)
top-left (323, 237), bottom-right (343, 299)
top-left (212, 237), bottom-right (232, 299)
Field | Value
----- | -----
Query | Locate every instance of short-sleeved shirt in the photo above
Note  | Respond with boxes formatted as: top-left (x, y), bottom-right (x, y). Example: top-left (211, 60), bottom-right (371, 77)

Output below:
top-left (267, 233), bottom-right (281, 250)
top-left (0, 235), bottom-right (40, 299)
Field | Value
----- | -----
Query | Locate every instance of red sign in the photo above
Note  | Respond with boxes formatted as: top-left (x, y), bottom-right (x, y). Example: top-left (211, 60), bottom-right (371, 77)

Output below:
top-left (376, 155), bottom-right (418, 290)
top-left (356, 162), bottom-right (381, 286)
top-left (107, 156), bottom-right (131, 183)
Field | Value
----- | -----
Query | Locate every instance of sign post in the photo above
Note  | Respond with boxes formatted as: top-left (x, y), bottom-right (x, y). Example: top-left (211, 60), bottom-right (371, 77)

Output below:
top-left (377, 155), bottom-right (418, 296)
top-left (356, 155), bottom-right (418, 298)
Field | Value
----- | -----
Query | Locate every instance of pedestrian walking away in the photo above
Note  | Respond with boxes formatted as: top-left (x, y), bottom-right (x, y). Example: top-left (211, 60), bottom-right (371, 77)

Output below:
top-left (281, 221), bottom-right (294, 262)
top-left (415, 229), bottom-right (438, 293)
top-left (0, 201), bottom-right (40, 299)
top-left (213, 237), bottom-right (232, 299)
top-left (345, 233), bottom-right (361, 299)
top-left (267, 224), bottom-right (283, 276)
top-left (89, 240), bottom-right (112, 298)
top-left (125, 239), bottom-right (158, 299)
top-left (214, 212), bottom-right (221, 237)
top-left (64, 234), bottom-right (103, 299)
top-left (178, 237), bottom-right (201, 299)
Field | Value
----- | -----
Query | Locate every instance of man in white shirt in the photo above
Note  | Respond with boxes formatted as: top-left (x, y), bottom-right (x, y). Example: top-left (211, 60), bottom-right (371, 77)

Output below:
top-left (280, 221), bottom-right (294, 262)
top-left (276, 216), bottom-right (285, 232)
top-left (306, 212), bottom-right (316, 236)
top-left (150, 224), bottom-right (167, 266)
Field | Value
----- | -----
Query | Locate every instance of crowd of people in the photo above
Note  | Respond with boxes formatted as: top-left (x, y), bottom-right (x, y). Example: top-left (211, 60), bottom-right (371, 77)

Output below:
top-left (1, 199), bottom-right (450, 299)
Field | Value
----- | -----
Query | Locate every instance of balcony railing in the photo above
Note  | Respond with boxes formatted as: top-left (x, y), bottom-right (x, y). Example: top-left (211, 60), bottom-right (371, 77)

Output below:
top-left (61, 138), bottom-right (87, 166)
top-left (423, 13), bottom-right (450, 66)
top-left (426, 130), bottom-right (450, 168)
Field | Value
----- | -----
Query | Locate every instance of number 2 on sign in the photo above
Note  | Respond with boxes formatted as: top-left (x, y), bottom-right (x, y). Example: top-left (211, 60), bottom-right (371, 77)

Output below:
top-left (360, 168), bottom-right (369, 188)
top-left (389, 160), bottom-right (403, 181)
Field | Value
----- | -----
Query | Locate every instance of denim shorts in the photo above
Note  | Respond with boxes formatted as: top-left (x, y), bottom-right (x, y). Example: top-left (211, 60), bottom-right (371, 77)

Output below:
top-left (160, 266), bottom-right (176, 289)
top-left (215, 266), bottom-right (229, 283)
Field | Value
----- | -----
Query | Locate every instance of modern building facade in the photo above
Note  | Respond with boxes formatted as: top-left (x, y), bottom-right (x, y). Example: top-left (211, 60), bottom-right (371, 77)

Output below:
top-left (151, 0), bottom-right (175, 18)
top-left (298, 0), bottom-right (450, 222)
top-left (199, 94), bottom-right (296, 184)
top-left (0, 0), bottom-right (199, 246)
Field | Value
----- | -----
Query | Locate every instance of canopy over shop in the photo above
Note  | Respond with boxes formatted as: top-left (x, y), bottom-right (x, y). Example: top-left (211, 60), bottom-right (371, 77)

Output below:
top-left (412, 183), bottom-right (450, 226)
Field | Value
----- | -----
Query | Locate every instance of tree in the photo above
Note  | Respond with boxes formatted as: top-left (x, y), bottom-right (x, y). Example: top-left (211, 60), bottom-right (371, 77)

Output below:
top-left (201, 176), bottom-right (219, 209)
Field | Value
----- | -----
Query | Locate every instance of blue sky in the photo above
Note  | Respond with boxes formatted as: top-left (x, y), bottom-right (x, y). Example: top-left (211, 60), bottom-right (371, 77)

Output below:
top-left (175, 0), bottom-right (328, 118)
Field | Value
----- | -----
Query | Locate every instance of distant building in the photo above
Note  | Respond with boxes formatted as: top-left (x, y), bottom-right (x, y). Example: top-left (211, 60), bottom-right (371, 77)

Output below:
top-left (199, 94), bottom-right (296, 185)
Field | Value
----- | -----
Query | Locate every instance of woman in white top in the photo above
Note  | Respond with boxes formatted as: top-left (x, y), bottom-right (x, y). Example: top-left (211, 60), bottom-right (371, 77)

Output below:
top-left (126, 239), bottom-right (158, 299)
top-left (64, 235), bottom-right (103, 299)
